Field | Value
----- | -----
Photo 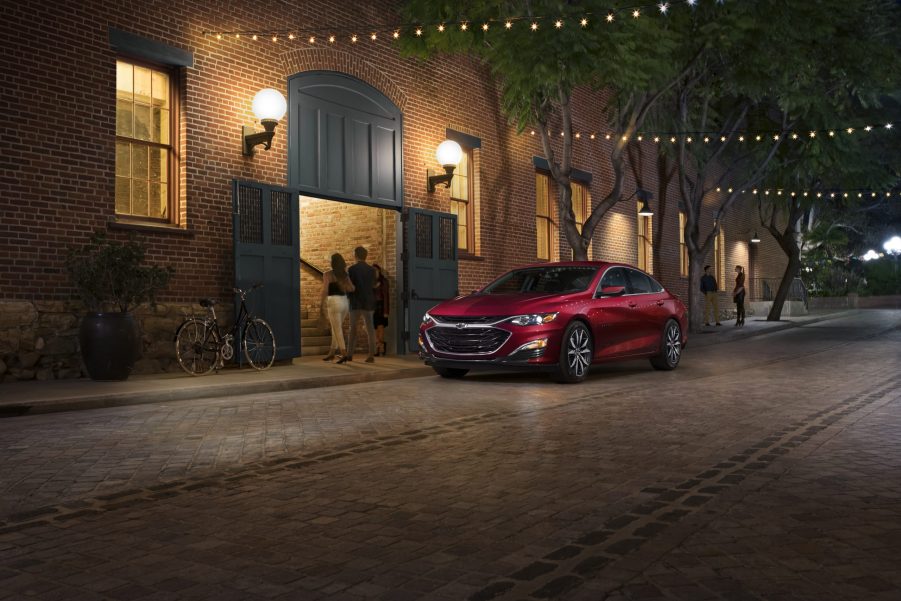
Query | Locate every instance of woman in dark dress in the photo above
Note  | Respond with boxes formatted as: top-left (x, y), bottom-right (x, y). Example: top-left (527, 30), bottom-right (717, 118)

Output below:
top-left (733, 265), bottom-right (746, 327)
top-left (372, 263), bottom-right (389, 356)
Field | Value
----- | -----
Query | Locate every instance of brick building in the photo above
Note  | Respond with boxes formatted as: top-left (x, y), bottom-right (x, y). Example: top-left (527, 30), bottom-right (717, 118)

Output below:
top-left (0, 0), bottom-right (786, 382)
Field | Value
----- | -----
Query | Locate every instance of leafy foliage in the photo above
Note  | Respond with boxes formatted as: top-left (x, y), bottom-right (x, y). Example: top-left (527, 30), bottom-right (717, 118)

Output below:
top-left (66, 231), bottom-right (173, 313)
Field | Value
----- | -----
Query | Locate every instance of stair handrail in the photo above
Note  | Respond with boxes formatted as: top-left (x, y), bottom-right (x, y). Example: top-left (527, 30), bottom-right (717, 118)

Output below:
top-left (301, 257), bottom-right (324, 277)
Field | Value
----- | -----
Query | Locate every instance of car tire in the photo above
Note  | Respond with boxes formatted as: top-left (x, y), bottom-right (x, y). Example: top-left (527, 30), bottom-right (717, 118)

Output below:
top-left (650, 319), bottom-right (682, 371)
top-left (553, 321), bottom-right (592, 383)
top-left (434, 367), bottom-right (469, 379)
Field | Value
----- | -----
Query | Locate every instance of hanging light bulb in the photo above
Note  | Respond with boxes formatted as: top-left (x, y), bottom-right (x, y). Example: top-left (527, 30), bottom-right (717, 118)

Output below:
top-left (658, 3), bottom-right (669, 14)
top-left (351, 34), bottom-right (358, 42)
top-left (606, 13), bottom-right (615, 22)
top-left (460, 22), bottom-right (468, 31)
top-left (392, 31), bottom-right (400, 39)
top-left (215, 33), bottom-right (222, 40)
top-left (309, 35), bottom-right (315, 43)
top-left (415, 28), bottom-right (422, 37)
top-left (288, 33), bottom-right (295, 40)
top-left (531, 22), bottom-right (539, 31)
top-left (580, 18), bottom-right (588, 27)
top-left (632, 9), bottom-right (641, 18)
top-left (437, 24), bottom-right (445, 32)
top-left (370, 32), bottom-right (377, 40)
top-left (828, 130), bottom-right (835, 137)
top-left (328, 34), bottom-right (336, 43)
top-left (252, 34), bottom-right (258, 40)
top-left (482, 23), bottom-right (489, 31)
top-left (554, 19), bottom-right (563, 29)
top-left (505, 20), bottom-right (513, 29)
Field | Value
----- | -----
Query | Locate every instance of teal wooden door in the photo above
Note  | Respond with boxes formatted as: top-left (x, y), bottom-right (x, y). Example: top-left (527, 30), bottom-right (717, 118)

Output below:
top-left (233, 181), bottom-right (300, 360)
top-left (406, 208), bottom-right (458, 352)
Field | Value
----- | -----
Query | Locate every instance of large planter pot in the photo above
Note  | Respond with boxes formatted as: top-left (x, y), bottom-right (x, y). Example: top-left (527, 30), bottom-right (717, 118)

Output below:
top-left (78, 312), bottom-right (141, 381)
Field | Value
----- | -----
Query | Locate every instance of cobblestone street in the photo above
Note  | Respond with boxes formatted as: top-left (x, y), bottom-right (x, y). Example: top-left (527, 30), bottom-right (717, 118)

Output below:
top-left (1, 310), bottom-right (899, 600)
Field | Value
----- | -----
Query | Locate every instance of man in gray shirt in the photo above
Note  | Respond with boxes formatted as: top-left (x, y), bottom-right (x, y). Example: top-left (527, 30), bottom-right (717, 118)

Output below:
top-left (347, 246), bottom-right (377, 362)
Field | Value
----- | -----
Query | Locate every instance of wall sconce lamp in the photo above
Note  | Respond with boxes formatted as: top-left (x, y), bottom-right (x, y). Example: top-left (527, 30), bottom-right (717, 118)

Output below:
top-left (750, 231), bottom-right (761, 243)
top-left (637, 189), bottom-right (654, 217)
top-left (243, 88), bottom-right (287, 156)
top-left (427, 139), bottom-right (463, 192)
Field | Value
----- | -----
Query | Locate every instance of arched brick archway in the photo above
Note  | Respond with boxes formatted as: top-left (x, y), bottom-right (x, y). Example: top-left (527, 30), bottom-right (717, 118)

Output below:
top-left (280, 48), bottom-right (408, 112)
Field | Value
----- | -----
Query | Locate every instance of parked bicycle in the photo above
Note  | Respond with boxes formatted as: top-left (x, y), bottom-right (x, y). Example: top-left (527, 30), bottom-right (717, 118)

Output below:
top-left (174, 284), bottom-right (276, 375)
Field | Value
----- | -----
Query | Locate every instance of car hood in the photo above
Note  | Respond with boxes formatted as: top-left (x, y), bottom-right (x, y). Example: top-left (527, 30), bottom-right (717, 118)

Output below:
top-left (429, 292), bottom-right (577, 317)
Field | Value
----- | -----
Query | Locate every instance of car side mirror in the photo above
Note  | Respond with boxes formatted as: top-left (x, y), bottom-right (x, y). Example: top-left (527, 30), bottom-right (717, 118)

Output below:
top-left (598, 285), bottom-right (626, 297)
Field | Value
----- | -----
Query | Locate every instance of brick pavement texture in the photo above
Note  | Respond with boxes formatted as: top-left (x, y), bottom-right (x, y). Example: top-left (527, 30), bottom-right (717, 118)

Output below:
top-left (0, 310), bottom-right (899, 600)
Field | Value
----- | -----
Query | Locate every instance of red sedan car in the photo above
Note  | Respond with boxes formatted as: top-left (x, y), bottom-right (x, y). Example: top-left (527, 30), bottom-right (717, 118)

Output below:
top-left (418, 262), bottom-right (688, 383)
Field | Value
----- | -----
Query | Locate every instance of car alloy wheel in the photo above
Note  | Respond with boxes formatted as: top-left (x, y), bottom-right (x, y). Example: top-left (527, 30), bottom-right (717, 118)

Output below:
top-left (556, 321), bottom-right (592, 383)
top-left (650, 319), bottom-right (682, 371)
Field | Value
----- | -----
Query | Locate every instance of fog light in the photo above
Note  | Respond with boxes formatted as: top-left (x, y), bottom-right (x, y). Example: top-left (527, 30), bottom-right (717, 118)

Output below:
top-left (513, 338), bottom-right (548, 353)
top-left (418, 334), bottom-right (424, 349)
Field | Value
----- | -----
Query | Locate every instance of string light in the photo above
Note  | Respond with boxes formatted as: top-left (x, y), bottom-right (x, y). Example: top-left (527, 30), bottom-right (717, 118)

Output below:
top-left (351, 34), bottom-right (358, 42)
top-left (328, 34), bottom-right (335, 43)
top-left (206, 3), bottom-right (730, 44)
top-left (309, 35), bottom-right (315, 43)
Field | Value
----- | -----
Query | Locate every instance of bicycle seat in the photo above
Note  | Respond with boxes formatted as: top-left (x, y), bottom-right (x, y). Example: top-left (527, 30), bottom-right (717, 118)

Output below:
top-left (199, 298), bottom-right (216, 308)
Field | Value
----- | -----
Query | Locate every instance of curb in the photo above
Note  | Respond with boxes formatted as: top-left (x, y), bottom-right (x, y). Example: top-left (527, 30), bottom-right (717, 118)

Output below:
top-left (1, 366), bottom-right (434, 417)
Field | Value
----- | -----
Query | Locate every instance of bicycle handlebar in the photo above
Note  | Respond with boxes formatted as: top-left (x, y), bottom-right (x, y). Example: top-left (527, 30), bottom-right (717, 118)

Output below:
top-left (232, 283), bottom-right (264, 299)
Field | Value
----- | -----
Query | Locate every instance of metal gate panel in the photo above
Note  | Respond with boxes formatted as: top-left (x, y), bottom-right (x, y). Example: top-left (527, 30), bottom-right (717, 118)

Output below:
top-left (288, 71), bottom-right (403, 210)
top-left (406, 208), bottom-right (458, 352)
top-left (233, 180), bottom-right (300, 361)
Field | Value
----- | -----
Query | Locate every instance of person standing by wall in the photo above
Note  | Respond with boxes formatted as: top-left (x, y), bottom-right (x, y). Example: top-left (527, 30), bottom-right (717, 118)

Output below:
top-left (372, 263), bottom-right (389, 356)
top-left (701, 265), bottom-right (721, 326)
top-left (320, 253), bottom-right (355, 363)
top-left (347, 246), bottom-right (377, 362)
top-left (733, 265), bottom-right (746, 327)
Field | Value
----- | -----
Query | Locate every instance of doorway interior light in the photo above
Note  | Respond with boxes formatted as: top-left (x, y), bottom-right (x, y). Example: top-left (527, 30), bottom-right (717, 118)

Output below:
top-left (637, 188), bottom-right (654, 216)
top-left (751, 231), bottom-right (761, 243)
top-left (243, 88), bottom-right (287, 156)
top-left (427, 139), bottom-right (463, 192)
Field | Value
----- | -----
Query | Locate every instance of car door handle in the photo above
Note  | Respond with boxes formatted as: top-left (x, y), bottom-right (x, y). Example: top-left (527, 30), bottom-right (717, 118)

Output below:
top-left (628, 302), bottom-right (638, 308)
top-left (656, 300), bottom-right (665, 306)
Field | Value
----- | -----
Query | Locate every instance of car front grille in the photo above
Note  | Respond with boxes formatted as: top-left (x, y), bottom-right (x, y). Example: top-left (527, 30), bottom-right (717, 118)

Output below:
top-left (426, 327), bottom-right (511, 355)
top-left (432, 315), bottom-right (506, 325)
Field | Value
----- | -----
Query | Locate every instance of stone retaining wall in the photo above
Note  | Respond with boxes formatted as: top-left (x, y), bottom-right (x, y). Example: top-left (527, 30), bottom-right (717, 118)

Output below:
top-left (0, 300), bottom-right (232, 383)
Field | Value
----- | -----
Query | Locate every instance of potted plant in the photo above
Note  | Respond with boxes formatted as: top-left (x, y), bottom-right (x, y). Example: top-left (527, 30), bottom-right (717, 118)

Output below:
top-left (66, 231), bottom-right (173, 380)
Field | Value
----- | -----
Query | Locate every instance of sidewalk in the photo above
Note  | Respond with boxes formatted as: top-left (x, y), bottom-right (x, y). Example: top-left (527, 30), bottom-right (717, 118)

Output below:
top-left (0, 310), bottom-right (849, 416)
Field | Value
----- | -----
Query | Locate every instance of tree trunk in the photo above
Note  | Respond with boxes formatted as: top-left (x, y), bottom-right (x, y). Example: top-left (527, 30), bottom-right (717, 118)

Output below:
top-left (652, 154), bottom-right (674, 277)
top-left (767, 250), bottom-right (801, 320)
top-left (687, 256), bottom-right (706, 334)
top-left (766, 199), bottom-right (804, 321)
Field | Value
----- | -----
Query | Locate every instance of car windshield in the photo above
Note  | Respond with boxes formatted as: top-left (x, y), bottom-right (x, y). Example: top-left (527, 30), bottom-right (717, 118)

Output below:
top-left (481, 266), bottom-right (599, 295)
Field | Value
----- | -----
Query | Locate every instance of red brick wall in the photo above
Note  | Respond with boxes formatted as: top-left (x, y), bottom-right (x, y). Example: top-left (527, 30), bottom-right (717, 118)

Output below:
top-left (0, 0), bottom-right (785, 321)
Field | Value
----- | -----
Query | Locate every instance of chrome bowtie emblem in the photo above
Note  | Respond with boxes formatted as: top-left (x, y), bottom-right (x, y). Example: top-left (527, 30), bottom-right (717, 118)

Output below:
top-left (455, 322), bottom-right (466, 329)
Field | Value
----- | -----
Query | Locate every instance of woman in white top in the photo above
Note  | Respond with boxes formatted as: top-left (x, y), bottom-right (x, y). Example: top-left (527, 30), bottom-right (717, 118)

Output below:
top-left (320, 253), bottom-right (355, 363)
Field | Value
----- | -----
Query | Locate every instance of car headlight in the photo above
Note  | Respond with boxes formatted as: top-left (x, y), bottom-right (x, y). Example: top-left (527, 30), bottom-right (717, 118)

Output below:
top-left (422, 312), bottom-right (434, 325)
top-left (509, 313), bottom-right (558, 326)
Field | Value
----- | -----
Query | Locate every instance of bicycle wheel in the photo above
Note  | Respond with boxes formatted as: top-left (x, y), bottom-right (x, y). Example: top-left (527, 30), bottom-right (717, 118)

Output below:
top-left (175, 318), bottom-right (219, 376)
top-left (243, 318), bottom-right (276, 370)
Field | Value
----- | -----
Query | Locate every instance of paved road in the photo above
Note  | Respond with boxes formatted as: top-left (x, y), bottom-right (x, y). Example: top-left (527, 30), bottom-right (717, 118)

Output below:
top-left (0, 310), bottom-right (899, 600)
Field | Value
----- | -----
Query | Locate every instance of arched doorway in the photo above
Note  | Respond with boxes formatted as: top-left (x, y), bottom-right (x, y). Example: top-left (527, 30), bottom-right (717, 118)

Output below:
top-left (288, 71), bottom-right (404, 356)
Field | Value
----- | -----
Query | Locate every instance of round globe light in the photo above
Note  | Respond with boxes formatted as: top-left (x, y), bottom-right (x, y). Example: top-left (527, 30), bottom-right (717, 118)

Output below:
top-left (435, 139), bottom-right (463, 167)
top-left (883, 235), bottom-right (901, 255)
top-left (251, 88), bottom-right (287, 122)
top-left (861, 249), bottom-right (880, 261)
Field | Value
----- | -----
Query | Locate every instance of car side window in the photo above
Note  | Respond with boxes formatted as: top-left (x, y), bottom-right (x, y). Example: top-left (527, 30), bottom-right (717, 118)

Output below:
top-left (625, 269), bottom-right (654, 294)
top-left (646, 274), bottom-right (665, 293)
top-left (596, 267), bottom-right (626, 296)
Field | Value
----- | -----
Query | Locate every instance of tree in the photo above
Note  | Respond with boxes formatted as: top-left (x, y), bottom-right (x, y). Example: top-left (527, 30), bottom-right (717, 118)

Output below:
top-left (658, 0), bottom-right (900, 331)
top-left (399, 0), bottom-right (690, 259)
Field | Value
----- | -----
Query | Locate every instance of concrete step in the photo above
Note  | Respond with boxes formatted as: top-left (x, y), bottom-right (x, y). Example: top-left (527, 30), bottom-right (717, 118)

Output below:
top-left (301, 345), bottom-right (331, 356)
top-left (301, 335), bottom-right (332, 347)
